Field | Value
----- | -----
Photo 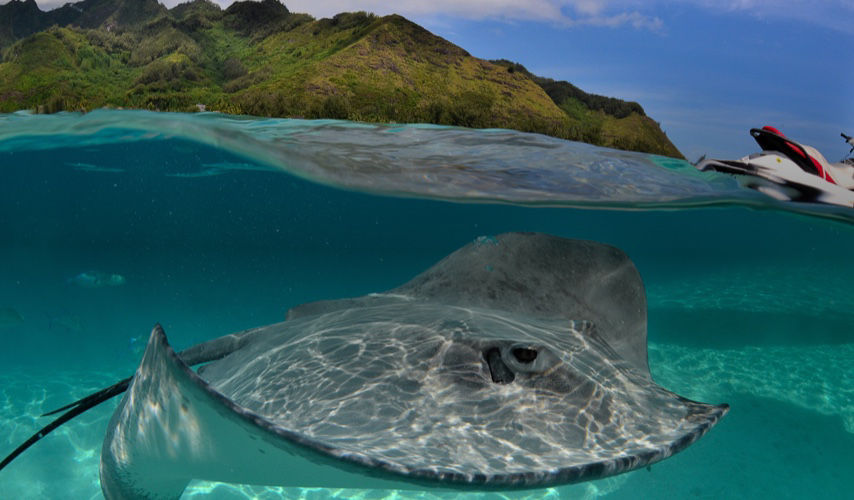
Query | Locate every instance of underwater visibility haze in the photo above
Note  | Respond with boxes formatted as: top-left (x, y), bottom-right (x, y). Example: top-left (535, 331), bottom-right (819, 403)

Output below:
top-left (0, 110), bottom-right (852, 498)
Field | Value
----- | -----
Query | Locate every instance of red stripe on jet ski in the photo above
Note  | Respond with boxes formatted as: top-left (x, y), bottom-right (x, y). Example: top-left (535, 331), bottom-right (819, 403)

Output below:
top-left (811, 157), bottom-right (837, 184)
top-left (786, 143), bottom-right (806, 158)
top-left (762, 125), bottom-right (784, 136)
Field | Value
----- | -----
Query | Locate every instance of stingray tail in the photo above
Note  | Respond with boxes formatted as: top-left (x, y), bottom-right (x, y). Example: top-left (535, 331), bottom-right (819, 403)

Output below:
top-left (41, 377), bottom-right (132, 417)
top-left (0, 377), bottom-right (131, 472)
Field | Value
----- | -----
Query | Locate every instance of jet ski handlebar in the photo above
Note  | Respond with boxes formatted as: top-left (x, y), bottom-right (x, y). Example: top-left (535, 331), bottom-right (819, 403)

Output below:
top-left (843, 133), bottom-right (854, 152)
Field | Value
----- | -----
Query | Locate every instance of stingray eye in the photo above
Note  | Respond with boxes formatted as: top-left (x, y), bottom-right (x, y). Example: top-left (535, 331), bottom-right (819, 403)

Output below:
top-left (502, 344), bottom-right (558, 374)
top-left (512, 347), bottom-right (537, 363)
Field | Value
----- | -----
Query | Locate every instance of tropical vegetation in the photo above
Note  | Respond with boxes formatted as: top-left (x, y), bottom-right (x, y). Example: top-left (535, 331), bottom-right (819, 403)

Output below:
top-left (0, 0), bottom-right (683, 157)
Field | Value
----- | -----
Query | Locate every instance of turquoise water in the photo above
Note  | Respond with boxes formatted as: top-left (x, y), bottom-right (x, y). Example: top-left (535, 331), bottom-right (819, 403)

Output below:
top-left (0, 110), bottom-right (851, 498)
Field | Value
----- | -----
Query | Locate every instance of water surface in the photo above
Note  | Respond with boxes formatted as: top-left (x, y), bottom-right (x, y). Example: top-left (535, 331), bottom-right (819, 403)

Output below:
top-left (0, 110), bottom-right (851, 498)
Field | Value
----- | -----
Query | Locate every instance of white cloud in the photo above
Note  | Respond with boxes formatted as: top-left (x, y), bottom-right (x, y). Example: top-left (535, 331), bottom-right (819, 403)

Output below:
top-left (161, 0), bottom-right (664, 31)
top-left (281, 1), bottom-right (666, 31)
top-left (572, 0), bottom-right (606, 16)
top-left (689, 0), bottom-right (854, 32)
top-left (272, 0), bottom-right (853, 33)
top-left (276, 1), bottom-right (590, 24)
top-left (17, 0), bottom-right (854, 34)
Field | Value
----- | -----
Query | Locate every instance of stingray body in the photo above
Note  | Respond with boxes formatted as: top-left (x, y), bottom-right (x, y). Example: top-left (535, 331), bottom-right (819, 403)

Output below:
top-left (100, 232), bottom-right (727, 498)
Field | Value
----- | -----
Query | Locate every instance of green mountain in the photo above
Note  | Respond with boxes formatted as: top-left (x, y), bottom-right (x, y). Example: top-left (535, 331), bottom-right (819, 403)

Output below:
top-left (492, 59), bottom-right (681, 157)
top-left (0, 0), bottom-right (683, 157)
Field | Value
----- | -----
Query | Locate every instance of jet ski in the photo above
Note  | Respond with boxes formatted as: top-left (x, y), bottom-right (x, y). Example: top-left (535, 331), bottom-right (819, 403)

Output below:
top-left (696, 126), bottom-right (854, 207)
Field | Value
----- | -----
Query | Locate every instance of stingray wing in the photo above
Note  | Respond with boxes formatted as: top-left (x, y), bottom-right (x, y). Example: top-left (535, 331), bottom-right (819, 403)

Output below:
top-left (100, 325), bottom-right (422, 499)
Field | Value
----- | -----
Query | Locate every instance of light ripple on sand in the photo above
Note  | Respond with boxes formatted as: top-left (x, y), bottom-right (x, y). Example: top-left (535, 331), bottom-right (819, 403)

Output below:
top-left (649, 343), bottom-right (854, 433)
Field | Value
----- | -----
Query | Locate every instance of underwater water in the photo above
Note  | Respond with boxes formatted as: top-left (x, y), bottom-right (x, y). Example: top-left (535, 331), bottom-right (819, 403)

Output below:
top-left (0, 110), bottom-right (851, 499)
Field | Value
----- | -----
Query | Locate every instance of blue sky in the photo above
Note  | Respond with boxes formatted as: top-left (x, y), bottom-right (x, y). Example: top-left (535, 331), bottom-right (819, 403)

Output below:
top-left (24, 0), bottom-right (854, 160)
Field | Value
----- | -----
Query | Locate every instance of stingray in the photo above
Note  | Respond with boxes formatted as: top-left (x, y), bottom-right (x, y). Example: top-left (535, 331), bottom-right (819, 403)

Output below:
top-left (0, 232), bottom-right (727, 498)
